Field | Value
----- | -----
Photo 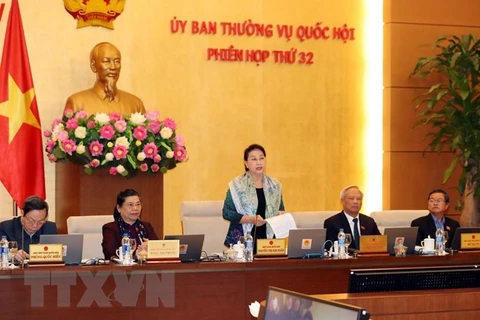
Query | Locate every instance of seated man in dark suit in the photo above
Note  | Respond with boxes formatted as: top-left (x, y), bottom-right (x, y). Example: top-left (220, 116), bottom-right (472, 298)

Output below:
top-left (0, 195), bottom-right (58, 262)
top-left (324, 185), bottom-right (381, 250)
top-left (411, 189), bottom-right (459, 248)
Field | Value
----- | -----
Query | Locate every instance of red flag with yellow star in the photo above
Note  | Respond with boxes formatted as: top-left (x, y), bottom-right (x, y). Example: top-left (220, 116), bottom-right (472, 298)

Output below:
top-left (0, 0), bottom-right (45, 208)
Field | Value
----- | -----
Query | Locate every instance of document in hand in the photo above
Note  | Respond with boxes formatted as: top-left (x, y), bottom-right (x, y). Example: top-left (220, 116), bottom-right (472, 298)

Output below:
top-left (265, 213), bottom-right (297, 238)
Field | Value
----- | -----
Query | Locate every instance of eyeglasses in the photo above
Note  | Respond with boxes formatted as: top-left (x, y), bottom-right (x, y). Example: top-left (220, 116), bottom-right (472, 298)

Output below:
top-left (24, 216), bottom-right (46, 226)
top-left (124, 202), bottom-right (142, 209)
top-left (428, 198), bottom-right (446, 204)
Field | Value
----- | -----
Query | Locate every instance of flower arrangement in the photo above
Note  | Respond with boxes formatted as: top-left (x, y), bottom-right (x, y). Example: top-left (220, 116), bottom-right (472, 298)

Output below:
top-left (44, 109), bottom-right (188, 177)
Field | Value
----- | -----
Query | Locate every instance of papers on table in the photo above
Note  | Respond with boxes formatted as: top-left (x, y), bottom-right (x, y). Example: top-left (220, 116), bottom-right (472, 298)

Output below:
top-left (265, 213), bottom-right (297, 238)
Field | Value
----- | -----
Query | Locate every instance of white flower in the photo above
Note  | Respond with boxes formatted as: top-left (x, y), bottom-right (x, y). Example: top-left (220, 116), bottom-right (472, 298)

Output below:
top-left (105, 153), bottom-right (114, 161)
top-left (76, 145), bottom-right (86, 154)
top-left (116, 165), bottom-right (126, 173)
top-left (74, 126), bottom-right (87, 139)
top-left (166, 151), bottom-right (174, 159)
top-left (94, 113), bottom-right (110, 125)
top-left (137, 152), bottom-right (146, 161)
top-left (52, 123), bottom-right (64, 135)
top-left (130, 112), bottom-right (146, 125)
top-left (115, 136), bottom-right (130, 149)
top-left (160, 127), bottom-right (173, 139)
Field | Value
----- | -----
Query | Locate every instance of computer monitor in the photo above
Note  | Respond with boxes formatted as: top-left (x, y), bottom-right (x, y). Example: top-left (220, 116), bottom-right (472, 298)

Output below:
top-left (262, 286), bottom-right (370, 320)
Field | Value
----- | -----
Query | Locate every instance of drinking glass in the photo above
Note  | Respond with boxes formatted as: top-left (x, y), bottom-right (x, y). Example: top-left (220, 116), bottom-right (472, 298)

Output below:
top-left (442, 232), bottom-right (449, 254)
top-left (136, 242), bottom-right (148, 264)
top-left (8, 241), bottom-right (17, 264)
top-left (129, 239), bottom-right (137, 263)
top-left (344, 234), bottom-right (352, 257)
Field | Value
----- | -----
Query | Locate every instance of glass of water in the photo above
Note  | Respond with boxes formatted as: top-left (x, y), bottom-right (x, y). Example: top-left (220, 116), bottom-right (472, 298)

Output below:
top-left (8, 241), bottom-right (17, 264)
top-left (344, 234), bottom-right (352, 257)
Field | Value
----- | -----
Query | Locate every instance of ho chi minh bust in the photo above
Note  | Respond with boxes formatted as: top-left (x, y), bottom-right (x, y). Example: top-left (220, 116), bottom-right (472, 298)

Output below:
top-left (64, 42), bottom-right (146, 116)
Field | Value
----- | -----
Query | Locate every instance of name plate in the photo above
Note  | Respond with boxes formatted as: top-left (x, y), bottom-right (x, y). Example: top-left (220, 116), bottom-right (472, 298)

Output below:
top-left (147, 240), bottom-right (180, 259)
top-left (29, 244), bottom-right (63, 263)
top-left (359, 235), bottom-right (388, 253)
top-left (460, 233), bottom-right (480, 249)
top-left (256, 238), bottom-right (287, 256)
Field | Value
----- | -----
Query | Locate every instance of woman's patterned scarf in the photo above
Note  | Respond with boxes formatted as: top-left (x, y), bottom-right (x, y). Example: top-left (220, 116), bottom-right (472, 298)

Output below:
top-left (229, 172), bottom-right (282, 239)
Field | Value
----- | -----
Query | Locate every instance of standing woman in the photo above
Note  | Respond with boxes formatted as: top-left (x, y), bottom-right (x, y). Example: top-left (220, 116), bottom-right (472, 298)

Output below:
top-left (102, 189), bottom-right (159, 259)
top-left (223, 144), bottom-right (285, 250)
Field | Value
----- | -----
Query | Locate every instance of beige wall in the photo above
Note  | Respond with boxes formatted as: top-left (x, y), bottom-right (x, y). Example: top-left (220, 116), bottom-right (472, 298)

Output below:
top-left (0, 1), bottom-right (373, 234)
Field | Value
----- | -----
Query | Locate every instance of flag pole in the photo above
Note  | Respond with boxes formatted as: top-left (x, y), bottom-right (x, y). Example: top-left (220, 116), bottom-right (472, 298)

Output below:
top-left (13, 200), bottom-right (18, 216)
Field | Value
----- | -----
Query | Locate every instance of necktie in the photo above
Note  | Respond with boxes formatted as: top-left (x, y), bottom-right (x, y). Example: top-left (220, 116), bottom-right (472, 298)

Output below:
top-left (353, 218), bottom-right (360, 249)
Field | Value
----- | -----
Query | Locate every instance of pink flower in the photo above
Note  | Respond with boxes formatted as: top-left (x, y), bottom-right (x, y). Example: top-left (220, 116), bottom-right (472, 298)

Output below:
top-left (47, 154), bottom-right (57, 162)
top-left (100, 125), bottom-right (115, 140)
top-left (89, 159), bottom-right (100, 167)
top-left (109, 112), bottom-right (123, 122)
top-left (153, 154), bottom-right (161, 163)
top-left (114, 120), bottom-right (127, 133)
top-left (64, 108), bottom-right (74, 118)
top-left (57, 130), bottom-right (68, 142)
top-left (109, 167), bottom-right (117, 175)
top-left (43, 130), bottom-right (52, 137)
top-left (162, 118), bottom-right (177, 130)
top-left (174, 135), bottom-right (185, 146)
top-left (46, 140), bottom-right (56, 153)
top-left (151, 164), bottom-right (160, 172)
top-left (147, 120), bottom-right (161, 134)
top-left (62, 139), bottom-right (76, 154)
top-left (143, 142), bottom-right (158, 159)
top-left (174, 146), bottom-right (187, 161)
top-left (87, 121), bottom-right (96, 129)
top-left (133, 126), bottom-right (147, 141)
top-left (140, 163), bottom-right (148, 172)
top-left (66, 118), bottom-right (78, 130)
top-left (74, 110), bottom-right (89, 119)
top-left (112, 145), bottom-right (128, 159)
top-left (89, 140), bottom-right (104, 156)
top-left (51, 118), bottom-right (62, 129)
top-left (145, 111), bottom-right (159, 121)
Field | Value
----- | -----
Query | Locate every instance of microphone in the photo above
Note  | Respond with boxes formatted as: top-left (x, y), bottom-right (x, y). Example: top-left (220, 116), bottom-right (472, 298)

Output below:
top-left (21, 218), bottom-right (25, 268)
top-left (252, 215), bottom-right (258, 258)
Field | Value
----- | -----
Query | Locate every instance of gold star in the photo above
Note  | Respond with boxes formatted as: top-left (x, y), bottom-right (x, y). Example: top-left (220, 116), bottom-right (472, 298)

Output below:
top-left (0, 74), bottom-right (40, 143)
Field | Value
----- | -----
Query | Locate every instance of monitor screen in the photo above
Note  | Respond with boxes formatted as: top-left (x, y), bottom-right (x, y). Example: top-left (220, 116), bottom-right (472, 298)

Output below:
top-left (263, 286), bottom-right (369, 320)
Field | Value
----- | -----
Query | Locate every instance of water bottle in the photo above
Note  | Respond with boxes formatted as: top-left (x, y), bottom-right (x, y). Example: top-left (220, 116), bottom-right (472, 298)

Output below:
top-left (338, 228), bottom-right (346, 259)
top-left (245, 232), bottom-right (253, 262)
top-left (435, 228), bottom-right (444, 255)
top-left (121, 233), bottom-right (131, 265)
top-left (1, 236), bottom-right (8, 269)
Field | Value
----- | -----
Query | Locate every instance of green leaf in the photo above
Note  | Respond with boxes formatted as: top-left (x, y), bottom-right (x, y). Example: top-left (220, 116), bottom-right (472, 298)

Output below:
top-left (443, 155), bottom-right (459, 183)
top-left (127, 154), bottom-right (137, 169)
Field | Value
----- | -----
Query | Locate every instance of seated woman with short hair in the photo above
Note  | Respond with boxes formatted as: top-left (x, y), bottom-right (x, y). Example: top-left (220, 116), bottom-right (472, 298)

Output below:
top-left (101, 189), bottom-right (159, 259)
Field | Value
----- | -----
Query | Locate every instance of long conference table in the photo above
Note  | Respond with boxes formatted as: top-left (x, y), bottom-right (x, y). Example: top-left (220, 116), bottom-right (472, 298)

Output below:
top-left (2, 252), bottom-right (480, 320)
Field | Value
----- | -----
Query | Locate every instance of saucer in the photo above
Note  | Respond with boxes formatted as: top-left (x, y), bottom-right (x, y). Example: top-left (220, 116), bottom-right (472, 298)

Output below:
top-left (112, 258), bottom-right (136, 265)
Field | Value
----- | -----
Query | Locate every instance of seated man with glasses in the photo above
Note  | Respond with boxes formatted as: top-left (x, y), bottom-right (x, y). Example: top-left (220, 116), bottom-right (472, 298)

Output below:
top-left (411, 189), bottom-right (459, 248)
top-left (0, 195), bottom-right (58, 262)
top-left (101, 189), bottom-right (159, 260)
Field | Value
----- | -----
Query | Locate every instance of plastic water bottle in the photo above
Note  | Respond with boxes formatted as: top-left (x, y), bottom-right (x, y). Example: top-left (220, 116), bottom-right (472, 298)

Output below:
top-left (0, 236), bottom-right (8, 269)
top-left (245, 232), bottom-right (253, 262)
top-left (121, 233), bottom-right (131, 265)
top-left (338, 228), bottom-right (346, 259)
top-left (435, 229), bottom-right (444, 255)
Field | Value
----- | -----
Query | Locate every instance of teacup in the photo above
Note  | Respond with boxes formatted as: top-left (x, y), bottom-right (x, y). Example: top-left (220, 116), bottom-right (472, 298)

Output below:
top-left (421, 237), bottom-right (435, 252)
top-left (115, 246), bottom-right (123, 260)
top-left (233, 244), bottom-right (244, 259)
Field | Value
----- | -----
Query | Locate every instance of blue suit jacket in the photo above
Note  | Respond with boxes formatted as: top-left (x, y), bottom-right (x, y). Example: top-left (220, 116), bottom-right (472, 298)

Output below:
top-left (0, 217), bottom-right (58, 253)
